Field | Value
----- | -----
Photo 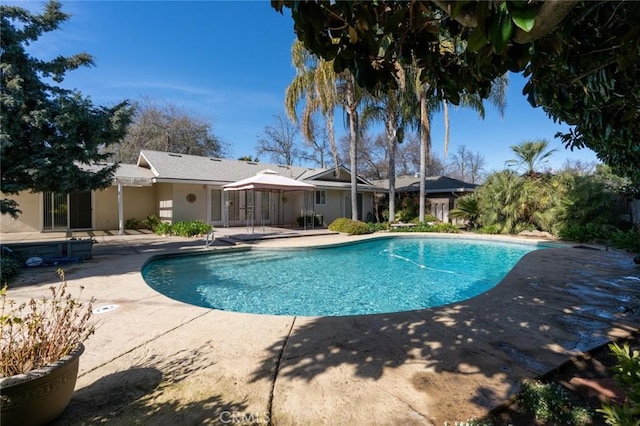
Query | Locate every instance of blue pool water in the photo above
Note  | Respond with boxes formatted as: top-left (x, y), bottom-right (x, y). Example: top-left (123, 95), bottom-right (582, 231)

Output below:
top-left (142, 237), bottom-right (545, 316)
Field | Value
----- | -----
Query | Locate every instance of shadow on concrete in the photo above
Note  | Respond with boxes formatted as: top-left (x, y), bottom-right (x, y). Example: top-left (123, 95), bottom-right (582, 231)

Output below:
top-left (50, 367), bottom-right (163, 425)
top-left (250, 248), bottom-right (640, 421)
top-left (53, 340), bottom-right (251, 425)
top-left (52, 365), bottom-right (248, 425)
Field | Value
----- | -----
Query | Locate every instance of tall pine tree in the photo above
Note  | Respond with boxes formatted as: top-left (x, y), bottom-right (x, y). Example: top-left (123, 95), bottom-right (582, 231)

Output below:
top-left (0, 1), bottom-right (132, 217)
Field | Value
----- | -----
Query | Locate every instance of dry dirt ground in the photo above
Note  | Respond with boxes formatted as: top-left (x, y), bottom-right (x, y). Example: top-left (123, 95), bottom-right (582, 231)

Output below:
top-left (490, 330), bottom-right (640, 425)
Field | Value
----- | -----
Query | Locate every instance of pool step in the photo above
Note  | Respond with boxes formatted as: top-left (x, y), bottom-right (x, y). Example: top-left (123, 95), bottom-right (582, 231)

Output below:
top-left (185, 250), bottom-right (286, 269)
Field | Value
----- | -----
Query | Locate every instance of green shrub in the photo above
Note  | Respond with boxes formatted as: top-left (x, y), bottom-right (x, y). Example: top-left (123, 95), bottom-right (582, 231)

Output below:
top-left (450, 194), bottom-right (480, 229)
top-left (154, 222), bottom-right (172, 236)
top-left (367, 222), bottom-right (388, 233)
top-left (609, 229), bottom-right (640, 253)
top-left (476, 225), bottom-right (502, 234)
top-left (328, 218), bottom-right (370, 235)
top-left (125, 218), bottom-right (144, 229)
top-left (430, 223), bottom-right (460, 233)
top-left (126, 215), bottom-right (161, 231)
top-left (396, 208), bottom-right (416, 223)
top-left (519, 379), bottom-right (593, 425)
top-left (558, 223), bottom-right (615, 243)
top-left (424, 214), bottom-right (440, 223)
top-left (597, 341), bottom-right (640, 425)
top-left (1, 256), bottom-right (22, 284)
top-left (396, 195), bottom-right (418, 222)
top-left (170, 220), bottom-right (213, 237)
top-left (390, 221), bottom-right (460, 233)
top-left (155, 220), bottom-right (213, 237)
top-left (143, 214), bottom-right (161, 231)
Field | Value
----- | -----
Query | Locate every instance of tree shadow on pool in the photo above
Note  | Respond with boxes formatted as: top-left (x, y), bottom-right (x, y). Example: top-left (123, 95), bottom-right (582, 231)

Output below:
top-left (250, 248), bottom-right (640, 420)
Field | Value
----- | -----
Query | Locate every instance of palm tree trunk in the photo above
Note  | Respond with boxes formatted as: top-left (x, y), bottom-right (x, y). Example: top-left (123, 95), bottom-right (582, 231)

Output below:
top-left (443, 100), bottom-right (450, 159)
top-left (387, 119), bottom-right (397, 223)
top-left (347, 78), bottom-right (359, 221)
top-left (325, 109), bottom-right (340, 178)
top-left (419, 88), bottom-right (431, 222)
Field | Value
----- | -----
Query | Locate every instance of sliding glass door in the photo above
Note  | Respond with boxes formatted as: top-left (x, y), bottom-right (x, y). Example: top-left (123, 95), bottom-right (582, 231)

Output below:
top-left (43, 191), bottom-right (92, 231)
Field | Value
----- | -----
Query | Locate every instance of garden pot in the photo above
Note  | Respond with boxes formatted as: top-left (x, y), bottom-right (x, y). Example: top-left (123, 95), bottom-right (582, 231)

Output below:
top-left (0, 343), bottom-right (84, 426)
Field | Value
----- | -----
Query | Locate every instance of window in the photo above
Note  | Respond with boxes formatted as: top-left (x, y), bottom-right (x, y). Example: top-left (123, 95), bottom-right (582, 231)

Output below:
top-left (315, 190), bottom-right (326, 205)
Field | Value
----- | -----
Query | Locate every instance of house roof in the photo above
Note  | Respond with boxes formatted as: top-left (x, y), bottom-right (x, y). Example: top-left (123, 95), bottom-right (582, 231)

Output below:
top-left (372, 175), bottom-right (478, 193)
top-left (107, 150), bottom-right (380, 191)
top-left (137, 150), bottom-right (313, 183)
top-left (113, 163), bottom-right (155, 186)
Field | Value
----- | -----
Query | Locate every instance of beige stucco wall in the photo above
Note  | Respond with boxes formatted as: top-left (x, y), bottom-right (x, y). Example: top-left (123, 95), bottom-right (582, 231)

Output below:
top-left (93, 186), bottom-right (157, 230)
top-left (93, 187), bottom-right (117, 230)
top-left (124, 186), bottom-right (157, 223)
top-left (171, 183), bottom-right (208, 223)
top-left (312, 190), bottom-right (375, 225)
top-left (155, 183), bottom-right (208, 224)
top-left (0, 192), bottom-right (40, 233)
top-left (285, 192), bottom-right (308, 226)
top-left (313, 190), bottom-right (342, 225)
top-left (0, 184), bottom-right (376, 233)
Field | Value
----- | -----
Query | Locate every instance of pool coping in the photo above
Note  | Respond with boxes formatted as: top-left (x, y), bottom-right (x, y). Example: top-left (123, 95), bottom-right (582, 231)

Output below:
top-left (6, 232), bottom-right (638, 425)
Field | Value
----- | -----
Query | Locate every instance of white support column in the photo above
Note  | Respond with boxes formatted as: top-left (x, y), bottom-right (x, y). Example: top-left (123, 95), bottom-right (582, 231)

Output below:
top-left (118, 183), bottom-right (124, 235)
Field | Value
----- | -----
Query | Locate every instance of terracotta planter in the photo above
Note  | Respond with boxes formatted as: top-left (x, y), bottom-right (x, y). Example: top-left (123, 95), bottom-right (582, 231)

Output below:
top-left (0, 343), bottom-right (84, 426)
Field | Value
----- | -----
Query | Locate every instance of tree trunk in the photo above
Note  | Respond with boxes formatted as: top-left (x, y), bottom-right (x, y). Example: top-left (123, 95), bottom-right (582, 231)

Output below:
top-left (326, 109), bottom-right (340, 178)
top-left (443, 100), bottom-right (450, 159)
top-left (419, 89), bottom-right (431, 222)
top-left (387, 119), bottom-right (397, 223)
top-left (348, 80), bottom-right (359, 221)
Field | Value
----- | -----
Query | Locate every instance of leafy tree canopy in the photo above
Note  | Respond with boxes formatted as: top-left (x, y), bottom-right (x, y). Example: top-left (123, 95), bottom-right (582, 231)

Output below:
top-left (272, 1), bottom-right (640, 184)
top-left (0, 1), bottom-right (132, 217)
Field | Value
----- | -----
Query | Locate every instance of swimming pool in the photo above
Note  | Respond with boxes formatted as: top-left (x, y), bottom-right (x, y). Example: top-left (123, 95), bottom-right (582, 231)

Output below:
top-left (142, 236), bottom-right (550, 316)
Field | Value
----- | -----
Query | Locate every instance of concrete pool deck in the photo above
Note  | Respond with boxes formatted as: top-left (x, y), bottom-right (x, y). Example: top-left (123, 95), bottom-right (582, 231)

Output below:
top-left (3, 231), bottom-right (640, 425)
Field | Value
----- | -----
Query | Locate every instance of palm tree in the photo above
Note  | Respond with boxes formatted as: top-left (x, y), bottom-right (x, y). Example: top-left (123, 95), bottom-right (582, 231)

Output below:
top-left (449, 193), bottom-right (480, 229)
top-left (286, 41), bottom-right (363, 220)
top-left (361, 63), bottom-right (417, 222)
top-left (416, 80), bottom-right (433, 223)
top-left (342, 72), bottom-right (361, 220)
top-left (414, 73), bottom-right (508, 222)
top-left (477, 169), bottom-right (559, 234)
top-left (286, 41), bottom-right (339, 175)
top-left (477, 171), bottom-right (529, 233)
top-left (505, 139), bottom-right (557, 177)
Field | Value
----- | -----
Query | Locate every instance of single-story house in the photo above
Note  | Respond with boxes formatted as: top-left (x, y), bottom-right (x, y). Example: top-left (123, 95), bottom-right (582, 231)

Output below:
top-left (1, 150), bottom-right (381, 234)
top-left (372, 175), bottom-right (478, 222)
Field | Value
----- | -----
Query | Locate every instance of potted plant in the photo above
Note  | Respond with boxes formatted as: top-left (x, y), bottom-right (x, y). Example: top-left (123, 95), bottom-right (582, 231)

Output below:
top-left (0, 269), bottom-right (95, 426)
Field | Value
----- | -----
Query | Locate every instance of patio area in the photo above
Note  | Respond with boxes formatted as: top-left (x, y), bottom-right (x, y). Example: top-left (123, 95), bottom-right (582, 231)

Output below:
top-left (4, 231), bottom-right (639, 424)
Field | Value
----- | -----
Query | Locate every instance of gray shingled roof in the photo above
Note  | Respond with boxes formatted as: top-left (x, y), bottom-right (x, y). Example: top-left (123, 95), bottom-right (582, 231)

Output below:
top-left (372, 175), bottom-right (478, 193)
top-left (81, 162), bottom-right (155, 186)
top-left (137, 150), bottom-right (318, 183)
top-left (130, 151), bottom-right (382, 191)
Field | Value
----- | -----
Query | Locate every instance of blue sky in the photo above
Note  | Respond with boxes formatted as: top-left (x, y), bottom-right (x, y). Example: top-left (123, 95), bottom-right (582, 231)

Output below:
top-left (17, 0), bottom-right (599, 172)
